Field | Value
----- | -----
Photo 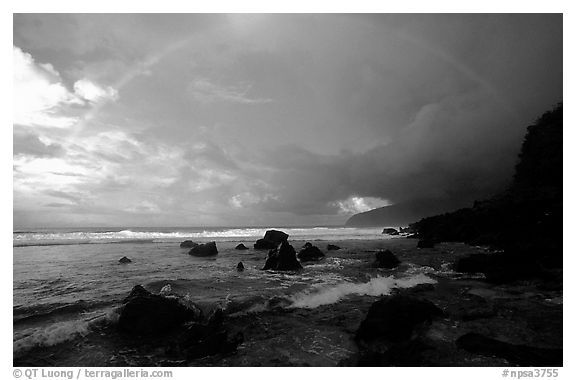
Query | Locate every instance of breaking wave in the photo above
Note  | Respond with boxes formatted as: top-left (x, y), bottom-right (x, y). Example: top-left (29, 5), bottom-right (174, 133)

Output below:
top-left (14, 226), bottom-right (390, 247)
top-left (289, 274), bottom-right (437, 309)
top-left (13, 308), bottom-right (119, 355)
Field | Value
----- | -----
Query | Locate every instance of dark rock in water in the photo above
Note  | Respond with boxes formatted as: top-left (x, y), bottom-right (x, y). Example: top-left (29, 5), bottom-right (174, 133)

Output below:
top-left (254, 239), bottom-right (278, 250)
top-left (235, 243), bottom-right (249, 250)
top-left (382, 228), bottom-right (399, 235)
top-left (356, 295), bottom-right (443, 344)
top-left (189, 241), bottom-right (218, 257)
top-left (371, 249), bottom-right (400, 269)
top-left (456, 332), bottom-right (562, 366)
top-left (118, 285), bottom-right (201, 335)
top-left (263, 229), bottom-right (289, 243)
top-left (237, 262), bottom-right (244, 272)
top-left (302, 242), bottom-right (313, 249)
top-left (327, 244), bottom-right (341, 250)
top-left (353, 295), bottom-right (444, 366)
top-left (454, 253), bottom-right (544, 283)
top-left (119, 256), bottom-right (132, 264)
top-left (254, 230), bottom-right (289, 250)
top-left (262, 241), bottom-right (303, 271)
top-left (297, 245), bottom-right (325, 262)
top-left (180, 240), bottom-right (199, 248)
top-left (173, 309), bottom-right (243, 359)
top-left (417, 239), bottom-right (435, 248)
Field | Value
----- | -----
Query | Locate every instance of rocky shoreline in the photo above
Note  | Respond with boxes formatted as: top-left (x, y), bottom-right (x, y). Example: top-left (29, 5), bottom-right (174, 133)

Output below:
top-left (14, 237), bottom-right (562, 367)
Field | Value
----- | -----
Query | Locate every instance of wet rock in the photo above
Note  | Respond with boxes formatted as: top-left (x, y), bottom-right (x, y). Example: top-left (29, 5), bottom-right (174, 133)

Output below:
top-left (356, 295), bottom-right (443, 344)
top-left (189, 241), bottom-right (218, 257)
top-left (237, 262), bottom-right (244, 272)
top-left (382, 228), bottom-right (399, 235)
top-left (454, 253), bottom-right (544, 283)
top-left (119, 256), bottom-right (132, 264)
top-left (302, 242), bottom-right (313, 249)
top-left (417, 239), bottom-right (435, 248)
top-left (327, 244), bottom-right (341, 250)
top-left (262, 241), bottom-right (303, 271)
top-left (173, 309), bottom-right (243, 359)
top-left (456, 332), bottom-right (562, 366)
top-left (354, 295), bottom-right (444, 366)
top-left (297, 245), bottom-right (325, 262)
top-left (118, 285), bottom-right (201, 335)
top-left (254, 239), bottom-right (278, 250)
top-left (180, 240), bottom-right (199, 248)
top-left (235, 243), bottom-right (249, 250)
top-left (254, 230), bottom-right (289, 250)
top-left (371, 249), bottom-right (400, 269)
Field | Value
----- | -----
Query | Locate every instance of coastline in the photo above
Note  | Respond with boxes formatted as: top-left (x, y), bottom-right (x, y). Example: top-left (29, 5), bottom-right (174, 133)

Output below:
top-left (14, 237), bottom-right (563, 367)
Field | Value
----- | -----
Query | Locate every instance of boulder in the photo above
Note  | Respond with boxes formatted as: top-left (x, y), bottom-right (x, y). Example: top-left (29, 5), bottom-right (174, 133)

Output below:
top-left (262, 241), bottom-right (303, 271)
top-left (382, 228), bottom-right (399, 235)
top-left (302, 242), bottom-right (313, 249)
top-left (327, 244), bottom-right (341, 251)
top-left (263, 230), bottom-right (289, 243)
top-left (189, 241), bottom-right (218, 257)
top-left (171, 309), bottom-right (244, 359)
top-left (119, 256), bottom-right (132, 264)
top-left (297, 245), bottom-right (325, 262)
top-left (180, 240), bottom-right (199, 248)
top-left (456, 333), bottom-right (562, 366)
top-left (237, 262), bottom-right (244, 272)
top-left (118, 285), bottom-right (201, 335)
top-left (417, 239), bottom-right (435, 248)
top-left (235, 243), bottom-right (249, 250)
top-left (356, 295), bottom-right (443, 344)
top-left (254, 239), bottom-right (279, 250)
top-left (254, 230), bottom-right (289, 250)
top-left (371, 250), bottom-right (400, 269)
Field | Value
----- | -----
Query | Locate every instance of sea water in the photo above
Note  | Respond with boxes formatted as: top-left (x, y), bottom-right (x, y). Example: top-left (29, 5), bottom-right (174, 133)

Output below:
top-left (13, 226), bottom-right (433, 359)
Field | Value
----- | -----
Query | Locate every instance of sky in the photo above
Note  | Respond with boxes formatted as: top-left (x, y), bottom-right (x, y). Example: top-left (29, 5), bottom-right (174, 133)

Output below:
top-left (13, 14), bottom-right (562, 228)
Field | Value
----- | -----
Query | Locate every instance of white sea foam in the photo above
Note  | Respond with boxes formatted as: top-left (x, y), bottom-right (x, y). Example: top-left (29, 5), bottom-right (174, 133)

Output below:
top-left (14, 226), bottom-right (389, 246)
top-left (289, 274), bottom-right (437, 309)
top-left (13, 308), bottom-right (119, 355)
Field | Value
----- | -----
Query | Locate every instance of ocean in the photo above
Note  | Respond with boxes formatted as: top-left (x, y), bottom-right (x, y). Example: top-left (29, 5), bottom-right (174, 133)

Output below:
top-left (13, 226), bottom-right (436, 365)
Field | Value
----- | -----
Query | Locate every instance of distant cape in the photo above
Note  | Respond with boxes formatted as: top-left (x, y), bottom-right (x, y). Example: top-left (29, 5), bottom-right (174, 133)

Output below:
top-left (345, 199), bottom-right (464, 227)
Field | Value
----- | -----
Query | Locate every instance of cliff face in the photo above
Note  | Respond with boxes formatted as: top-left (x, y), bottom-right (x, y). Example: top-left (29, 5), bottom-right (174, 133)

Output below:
top-left (412, 104), bottom-right (562, 266)
top-left (345, 199), bottom-right (462, 227)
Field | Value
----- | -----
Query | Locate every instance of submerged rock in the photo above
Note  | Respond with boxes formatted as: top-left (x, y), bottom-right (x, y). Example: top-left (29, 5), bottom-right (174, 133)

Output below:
top-left (297, 245), bottom-right (325, 262)
top-left (118, 256), bottom-right (132, 264)
top-left (254, 230), bottom-right (289, 250)
top-left (456, 332), bottom-right (562, 366)
top-left (237, 262), bottom-right (244, 272)
top-left (189, 242), bottom-right (218, 257)
top-left (356, 295), bottom-right (443, 344)
top-left (417, 239), bottom-right (435, 248)
top-left (353, 295), bottom-right (444, 366)
top-left (371, 250), bottom-right (400, 269)
top-left (180, 240), bottom-right (199, 248)
top-left (262, 241), bottom-right (303, 271)
top-left (382, 228), bottom-right (399, 235)
top-left (170, 309), bottom-right (244, 360)
top-left (235, 243), bottom-right (249, 250)
top-left (327, 244), bottom-right (341, 251)
top-left (118, 285), bottom-right (201, 335)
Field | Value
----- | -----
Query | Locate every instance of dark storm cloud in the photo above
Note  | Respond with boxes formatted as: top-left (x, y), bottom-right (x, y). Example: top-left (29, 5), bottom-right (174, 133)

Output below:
top-left (13, 14), bottom-right (562, 227)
